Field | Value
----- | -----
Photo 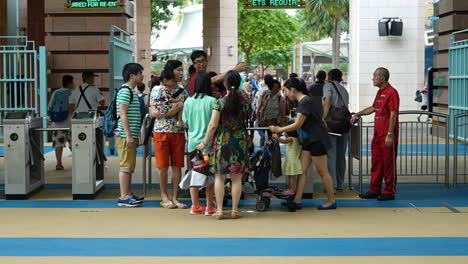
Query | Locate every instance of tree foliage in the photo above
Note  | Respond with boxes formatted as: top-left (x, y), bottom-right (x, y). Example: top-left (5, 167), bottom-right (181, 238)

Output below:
top-left (238, 0), bottom-right (298, 66)
top-left (252, 48), bottom-right (293, 77)
top-left (304, 0), bottom-right (349, 68)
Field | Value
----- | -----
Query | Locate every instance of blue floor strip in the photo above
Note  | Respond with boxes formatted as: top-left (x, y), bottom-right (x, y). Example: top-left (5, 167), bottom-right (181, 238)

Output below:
top-left (0, 237), bottom-right (467, 256)
top-left (1, 199), bottom-right (468, 208)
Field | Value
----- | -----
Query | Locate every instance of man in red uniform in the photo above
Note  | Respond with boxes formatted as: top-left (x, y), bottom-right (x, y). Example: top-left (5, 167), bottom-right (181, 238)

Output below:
top-left (351, 68), bottom-right (399, 200)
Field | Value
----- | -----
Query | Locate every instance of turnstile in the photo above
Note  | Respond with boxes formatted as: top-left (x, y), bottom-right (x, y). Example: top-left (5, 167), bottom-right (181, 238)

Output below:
top-left (71, 111), bottom-right (106, 199)
top-left (3, 112), bottom-right (45, 199)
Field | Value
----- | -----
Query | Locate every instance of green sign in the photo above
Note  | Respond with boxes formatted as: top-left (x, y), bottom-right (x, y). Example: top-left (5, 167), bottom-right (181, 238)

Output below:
top-left (244, 0), bottom-right (305, 9)
top-left (65, 0), bottom-right (124, 10)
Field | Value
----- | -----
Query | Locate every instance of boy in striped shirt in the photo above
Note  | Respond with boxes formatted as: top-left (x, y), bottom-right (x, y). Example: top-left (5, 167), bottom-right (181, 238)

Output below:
top-left (116, 63), bottom-right (144, 207)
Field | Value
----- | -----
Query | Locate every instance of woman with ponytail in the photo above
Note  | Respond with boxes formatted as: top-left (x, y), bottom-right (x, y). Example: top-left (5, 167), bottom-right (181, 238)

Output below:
top-left (197, 71), bottom-right (251, 220)
top-left (269, 77), bottom-right (337, 211)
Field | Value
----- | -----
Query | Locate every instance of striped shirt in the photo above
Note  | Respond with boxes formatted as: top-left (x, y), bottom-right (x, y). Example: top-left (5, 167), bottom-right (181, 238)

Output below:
top-left (116, 84), bottom-right (141, 139)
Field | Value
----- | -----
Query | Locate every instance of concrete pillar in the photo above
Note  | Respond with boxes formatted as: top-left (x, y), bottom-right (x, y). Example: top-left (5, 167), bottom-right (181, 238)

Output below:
top-left (136, 0), bottom-right (152, 90)
top-left (349, 0), bottom-right (426, 115)
top-left (203, 0), bottom-right (238, 73)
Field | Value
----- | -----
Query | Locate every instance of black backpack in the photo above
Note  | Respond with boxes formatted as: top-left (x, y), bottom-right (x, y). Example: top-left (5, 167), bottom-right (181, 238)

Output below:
top-left (324, 82), bottom-right (352, 134)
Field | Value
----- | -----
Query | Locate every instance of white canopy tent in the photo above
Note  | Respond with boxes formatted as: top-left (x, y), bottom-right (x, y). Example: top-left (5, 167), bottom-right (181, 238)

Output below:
top-left (294, 34), bottom-right (350, 79)
top-left (151, 5), bottom-right (203, 60)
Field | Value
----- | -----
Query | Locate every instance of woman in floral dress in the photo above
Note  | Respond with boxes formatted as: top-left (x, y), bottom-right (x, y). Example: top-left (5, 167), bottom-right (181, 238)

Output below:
top-left (197, 70), bottom-right (251, 220)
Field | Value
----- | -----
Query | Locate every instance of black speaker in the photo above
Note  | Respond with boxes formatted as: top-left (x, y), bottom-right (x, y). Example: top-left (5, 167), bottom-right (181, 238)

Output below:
top-left (378, 20), bottom-right (389, 36)
top-left (390, 20), bottom-right (403, 36)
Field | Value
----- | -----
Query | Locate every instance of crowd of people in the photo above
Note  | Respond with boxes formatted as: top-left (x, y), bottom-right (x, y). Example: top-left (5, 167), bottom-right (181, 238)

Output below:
top-left (48, 49), bottom-right (400, 219)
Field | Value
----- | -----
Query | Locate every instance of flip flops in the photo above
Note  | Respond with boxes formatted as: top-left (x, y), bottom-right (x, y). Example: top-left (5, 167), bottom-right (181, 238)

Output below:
top-left (160, 200), bottom-right (176, 209)
top-left (174, 202), bottom-right (188, 209)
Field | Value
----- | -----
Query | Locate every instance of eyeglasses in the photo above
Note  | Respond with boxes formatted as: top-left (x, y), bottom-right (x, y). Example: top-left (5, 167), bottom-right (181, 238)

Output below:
top-left (194, 59), bottom-right (208, 65)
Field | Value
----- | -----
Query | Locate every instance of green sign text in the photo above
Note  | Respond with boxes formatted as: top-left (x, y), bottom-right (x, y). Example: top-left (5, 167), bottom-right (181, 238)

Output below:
top-left (66, 0), bottom-right (123, 10)
top-left (244, 0), bottom-right (305, 9)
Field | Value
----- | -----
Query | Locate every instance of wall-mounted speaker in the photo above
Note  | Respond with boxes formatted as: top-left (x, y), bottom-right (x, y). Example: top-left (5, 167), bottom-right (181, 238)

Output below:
top-left (378, 17), bottom-right (403, 37)
top-left (378, 20), bottom-right (389, 36)
top-left (390, 19), bottom-right (403, 36)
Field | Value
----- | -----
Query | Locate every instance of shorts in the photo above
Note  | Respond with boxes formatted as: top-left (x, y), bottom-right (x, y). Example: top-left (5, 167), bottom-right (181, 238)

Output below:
top-left (115, 137), bottom-right (137, 173)
top-left (153, 132), bottom-right (185, 168)
top-left (302, 140), bottom-right (328, 156)
top-left (52, 130), bottom-right (71, 148)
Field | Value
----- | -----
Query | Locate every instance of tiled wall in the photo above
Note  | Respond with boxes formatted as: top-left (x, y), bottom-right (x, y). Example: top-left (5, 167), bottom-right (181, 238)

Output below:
top-left (349, 0), bottom-right (426, 113)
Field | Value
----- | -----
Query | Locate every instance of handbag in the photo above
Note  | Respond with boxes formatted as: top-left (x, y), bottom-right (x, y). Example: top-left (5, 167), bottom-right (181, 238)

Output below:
top-left (258, 92), bottom-right (281, 127)
top-left (324, 82), bottom-right (352, 134)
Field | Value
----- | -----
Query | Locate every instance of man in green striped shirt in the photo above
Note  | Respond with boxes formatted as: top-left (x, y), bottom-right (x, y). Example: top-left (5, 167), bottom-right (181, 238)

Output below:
top-left (116, 63), bottom-right (144, 207)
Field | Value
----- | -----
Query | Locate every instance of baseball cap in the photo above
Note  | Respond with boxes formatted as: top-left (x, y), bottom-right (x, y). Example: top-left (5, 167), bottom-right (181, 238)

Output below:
top-left (82, 71), bottom-right (99, 80)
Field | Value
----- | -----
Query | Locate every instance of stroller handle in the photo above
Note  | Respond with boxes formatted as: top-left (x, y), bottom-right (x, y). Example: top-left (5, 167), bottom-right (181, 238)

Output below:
top-left (247, 127), bottom-right (271, 131)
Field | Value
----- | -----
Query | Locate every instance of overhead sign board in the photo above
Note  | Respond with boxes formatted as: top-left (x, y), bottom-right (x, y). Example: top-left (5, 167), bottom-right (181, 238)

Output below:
top-left (243, 0), bottom-right (305, 9)
top-left (65, 0), bottom-right (125, 10)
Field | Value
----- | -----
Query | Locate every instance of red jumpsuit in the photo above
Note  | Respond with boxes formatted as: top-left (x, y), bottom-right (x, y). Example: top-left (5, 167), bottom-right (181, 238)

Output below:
top-left (369, 84), bottom-right (400, 195)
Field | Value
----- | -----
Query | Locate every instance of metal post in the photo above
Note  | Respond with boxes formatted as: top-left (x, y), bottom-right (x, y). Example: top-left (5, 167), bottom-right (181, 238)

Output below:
top-left (454, 114), bottom-right (458, 187)
top-left (39, 46), bottom-right (48, 141)
top-left (445, 118), bottom-right (450, 188)
top-left (358, 118), bottom-right (363, 194)
top-left (299, 42), bottom-right (304, 78)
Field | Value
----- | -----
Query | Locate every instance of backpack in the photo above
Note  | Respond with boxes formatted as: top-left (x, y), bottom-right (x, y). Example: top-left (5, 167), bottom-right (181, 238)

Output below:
top-left (138, 93), bottom-right (148, 120)
top-left (102, 86), bottom-right (134, 137)
top-left (324, 82), bottom-right (352, 134)
top-left (76, 85), bottom-right (92, 110)
top-left (49, 89), bottom-right (71, 122)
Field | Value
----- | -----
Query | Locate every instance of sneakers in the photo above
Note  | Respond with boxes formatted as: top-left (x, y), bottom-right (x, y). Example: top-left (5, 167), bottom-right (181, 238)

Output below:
top-left (190, 204), bottom-right (206, 214)
top-left (131, 194), bottom-right (145, 201)
top-left (117, 196), bottom-right (143, 207)
top-left (359, 192), bottom-right (379, 199)
top-left (205, 206), bottom-right (216, 216)
top-left (377, 194), bottom-right (395, 201)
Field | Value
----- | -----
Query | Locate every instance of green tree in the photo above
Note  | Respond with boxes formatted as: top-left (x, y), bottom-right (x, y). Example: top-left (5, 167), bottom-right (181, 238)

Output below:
top-left (296, 10), bottom-right (327, 42)
top-left (252, 48), bottom-right (293, 77)
top-left (238, 0), bottom-right (298, 67)
top-left (304, 0), bottom-right (349, 68)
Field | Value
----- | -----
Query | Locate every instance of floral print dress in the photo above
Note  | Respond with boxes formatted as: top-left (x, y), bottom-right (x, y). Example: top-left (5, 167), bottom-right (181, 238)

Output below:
top-left (210, 91), bottom-right (251, 175)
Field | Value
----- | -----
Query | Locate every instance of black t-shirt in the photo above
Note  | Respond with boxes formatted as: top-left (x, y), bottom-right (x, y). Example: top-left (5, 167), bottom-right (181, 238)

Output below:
top-left (308, 81), bottom-right (324, 97)
top-left (296, 96), bottom-right (330, 148)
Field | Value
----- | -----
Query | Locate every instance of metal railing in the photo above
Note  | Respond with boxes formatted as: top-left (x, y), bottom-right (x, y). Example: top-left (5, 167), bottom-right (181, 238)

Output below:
top-left (0, 36), bottom-right (47, 116)
top-left (454, 112), bottom-right (468, 186)
top-left (349, 111), bottom-right (452, 193)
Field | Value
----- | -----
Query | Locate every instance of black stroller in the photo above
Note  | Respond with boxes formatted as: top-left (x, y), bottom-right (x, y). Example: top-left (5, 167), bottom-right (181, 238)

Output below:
top-left (250, 138), bottom-right (295, 211)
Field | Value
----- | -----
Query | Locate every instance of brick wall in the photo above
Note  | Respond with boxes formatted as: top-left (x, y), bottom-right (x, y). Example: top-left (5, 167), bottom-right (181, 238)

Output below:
top-left (44, 0), bottom-right (136, 111)
top-left (432, 0), bottom-right (468, 118)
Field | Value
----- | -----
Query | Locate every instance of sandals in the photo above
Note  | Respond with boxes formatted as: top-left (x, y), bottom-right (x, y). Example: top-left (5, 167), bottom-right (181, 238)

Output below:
top-left (231, 210), bottom-right (241, 219)
top-left (282, 188), bottom-right (295, 195)
top-left (160, 200), bottom-right (176, 209)
top-left (213, 211), bottom-right (224, 220)
top-left (174, 201), bottom-right (188, 209)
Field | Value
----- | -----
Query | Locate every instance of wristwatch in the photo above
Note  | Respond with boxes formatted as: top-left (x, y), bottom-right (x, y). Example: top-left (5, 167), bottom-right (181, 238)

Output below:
top-left (387, 132), bottom-right (394, 136)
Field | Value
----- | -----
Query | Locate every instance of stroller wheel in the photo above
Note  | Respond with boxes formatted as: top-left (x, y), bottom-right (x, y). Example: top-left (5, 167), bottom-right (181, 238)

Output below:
top-left (264, 197), bottom-right (271, 208)
top-left (256, 199), bottom-right (267, 212)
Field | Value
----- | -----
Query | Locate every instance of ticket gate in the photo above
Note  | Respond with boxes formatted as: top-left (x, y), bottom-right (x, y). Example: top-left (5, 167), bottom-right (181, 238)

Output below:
top-left (71, 111), bottom-right (106, 200)
top-left (3, 112), bottom-right (45, 199)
